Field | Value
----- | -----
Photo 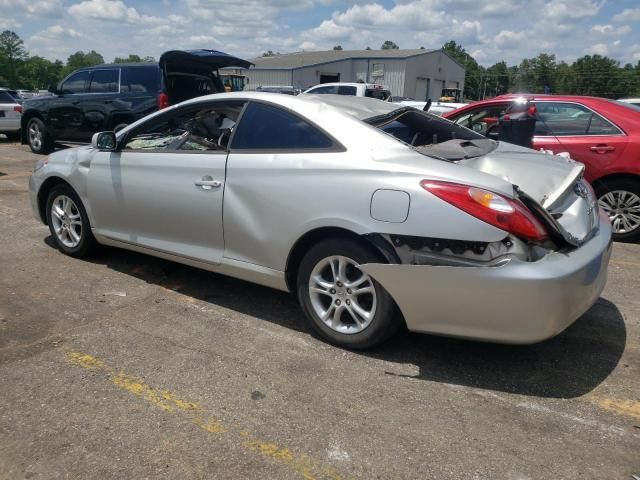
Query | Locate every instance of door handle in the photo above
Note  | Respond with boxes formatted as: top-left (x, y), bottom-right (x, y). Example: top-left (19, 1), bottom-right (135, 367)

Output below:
top-left (590, 144), bottom-right (615, 153)
top-left (71, 101), bottom-right (80, 105)
top-left (194, 177), bottom-right (222, 190)
top-left (104, 100), bottom-right (113, 104)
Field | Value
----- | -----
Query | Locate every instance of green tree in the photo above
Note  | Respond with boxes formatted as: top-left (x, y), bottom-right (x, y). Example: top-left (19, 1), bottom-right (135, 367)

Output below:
top-left (113, 54), bottom-right (142, 63)
top-left (62, 50), bottom-right (105, 76)
top-left (571, 54), bottom-right (622, 98)
top-left (333, 45), bottom-right (343, 51)
top-left (0, 30), bottom-right (28, 88)
top-left (262, 50), bottom-right (277, 57)
top-left (442, 40), bottom-right (484, 100)
top-left (381, 40), bottom-right (399, 50)
top-left (485, 61), bottom-right (510, 97)
top-left (19, 56), bottom-right (63, 89)
top-left (365, 46), bottom-right (372, 50)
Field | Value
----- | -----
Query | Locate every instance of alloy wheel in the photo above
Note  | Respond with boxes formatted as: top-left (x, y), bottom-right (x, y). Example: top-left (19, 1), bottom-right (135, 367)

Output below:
top-left (50, 195), bottom-right (83, 248)
top-left (598, 190), bottom-right (640, 234)
top-left (28, 122), bottom-right (42, 150)
top-left (308, 255), bottom-right (377, 334)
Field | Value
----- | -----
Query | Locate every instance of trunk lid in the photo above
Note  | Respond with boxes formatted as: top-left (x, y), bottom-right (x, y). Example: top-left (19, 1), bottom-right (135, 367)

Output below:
top-left (159, 50), bottom-right (253, 75)
top-left (460, 142), bottom-right (599, 245)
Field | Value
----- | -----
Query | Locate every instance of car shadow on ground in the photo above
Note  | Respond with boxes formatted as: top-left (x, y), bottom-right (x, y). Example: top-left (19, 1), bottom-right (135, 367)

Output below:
top-left (46, 238), bottom-right (627, 400)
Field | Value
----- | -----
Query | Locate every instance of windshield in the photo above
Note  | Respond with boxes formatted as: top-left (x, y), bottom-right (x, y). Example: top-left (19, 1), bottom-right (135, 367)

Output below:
top-left (366, 107), bottom-right (497, 161)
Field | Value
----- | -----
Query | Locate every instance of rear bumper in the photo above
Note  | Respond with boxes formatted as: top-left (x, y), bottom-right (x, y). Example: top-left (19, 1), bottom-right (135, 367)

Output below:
top-left (361, 211), bottom-right (612, 344)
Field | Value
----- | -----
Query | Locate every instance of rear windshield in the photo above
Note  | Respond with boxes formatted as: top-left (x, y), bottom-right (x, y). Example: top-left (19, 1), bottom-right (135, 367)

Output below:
top-left (365, 89), bottom-right (391, 101)
top-left (121, 66), bottom-right (159, 94)
top-left (0, 91), bottom-right (17, 103)
top-left (367, 107), bottom-right (496, 160)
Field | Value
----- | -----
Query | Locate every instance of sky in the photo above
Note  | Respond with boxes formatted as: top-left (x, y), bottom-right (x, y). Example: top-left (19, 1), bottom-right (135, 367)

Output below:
top-left (0, 0), bottom-right (639, 66)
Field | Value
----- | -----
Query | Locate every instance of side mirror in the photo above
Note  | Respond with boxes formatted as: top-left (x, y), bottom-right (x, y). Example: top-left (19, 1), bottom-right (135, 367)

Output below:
top-left (92, 131), bottom-right (117, 151)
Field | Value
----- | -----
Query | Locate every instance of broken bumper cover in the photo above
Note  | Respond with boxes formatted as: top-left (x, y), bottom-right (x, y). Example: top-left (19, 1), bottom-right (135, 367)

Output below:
top-left (360, 211), bottom-right (612, 344)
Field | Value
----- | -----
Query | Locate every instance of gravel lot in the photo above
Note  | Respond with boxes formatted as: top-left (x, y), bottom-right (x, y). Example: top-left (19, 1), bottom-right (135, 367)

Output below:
top-left (1, 136), bottom-right (639, 479)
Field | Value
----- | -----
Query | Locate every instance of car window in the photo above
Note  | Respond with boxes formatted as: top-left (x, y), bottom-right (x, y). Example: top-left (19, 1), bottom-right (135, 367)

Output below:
top-left (121, 67), bottom-right (158, 94)
top-left (167, 74), bottom-right (214, 103)
top-left (533, 102), bottom-right (620, 136)
top-left (308, 86), bottom-right (338, 94)
top-left (89, 69), bottom-right (119, 93)
top-left (61, 71), bottom-right (91, 94)
top-left (123, 101), bottom-right (246, 152)
top-left (453, 106), bottom-right (506, 135)
top-left (337, 86), bottom-right (357, 96)
top-left (231, 102), bottom-right (335, 150)
top-left (365, 89), bottom-right (391, 101)
top-left (0, 91), bottom-right (17, 103)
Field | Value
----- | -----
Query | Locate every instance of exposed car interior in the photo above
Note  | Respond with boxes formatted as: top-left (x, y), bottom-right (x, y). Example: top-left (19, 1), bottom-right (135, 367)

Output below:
top-left (166, 73), bottom-right (221, 104)
top-left (123, 103), bottom-right (245, 151)
top-left (369, 108), bottom-right (498, 160)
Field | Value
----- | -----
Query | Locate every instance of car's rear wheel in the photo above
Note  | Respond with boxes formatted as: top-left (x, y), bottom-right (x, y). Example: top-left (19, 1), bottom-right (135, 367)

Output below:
top-left (297, 238), bottom-right (399, 349)
top-left (595, 178), bottom-right (640, 242)
top-left (27, 117), bottom-right (53, 154)
top-left (46, 184), bottom-right (97, 258)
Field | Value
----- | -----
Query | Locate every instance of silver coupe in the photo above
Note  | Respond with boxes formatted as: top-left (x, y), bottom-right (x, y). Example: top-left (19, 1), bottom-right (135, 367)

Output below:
top-left (29, 92), bottom-right (612, 349)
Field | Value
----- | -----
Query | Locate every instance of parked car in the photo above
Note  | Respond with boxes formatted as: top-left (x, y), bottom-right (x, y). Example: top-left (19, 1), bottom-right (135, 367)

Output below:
top-left (0, 88), bottom-right (22, 141)
top-left (303, 82), bottom-right (391, 101)
top-left (399, 99), bottom-right (468, 116)
top-left (443, 94), bottom-right (640, 241)
top-left (255, 85), bottom-right (302, 95)
top-left (29, 93), bottom-right (611, 349)
top-left (619, 98), bottom-right (640, 107)
top-left (16, 89), bottom-right (35, 100)
top-left (20, 49), bottom-right (251, 154)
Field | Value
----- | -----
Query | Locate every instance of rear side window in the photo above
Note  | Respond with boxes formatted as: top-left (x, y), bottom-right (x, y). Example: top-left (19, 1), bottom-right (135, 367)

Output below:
top-left (337, 86), bottom-right (357, 96)
top-left (366, 89), bottom-right (390, 100)
top-left (308, 86), bottom-right (338, 94)
top-left (534, 102), bottom-right (621, 136)
top-left (231, 102), bottom-right (335, 150)
top-left (61, 71), bottom-right (91, 94)
top-left (121, 67), bottom-right (159, 94)
top-left (90, 69), bottom-right (119, 93)
top-left (0, 91), bottom-right (16, 103)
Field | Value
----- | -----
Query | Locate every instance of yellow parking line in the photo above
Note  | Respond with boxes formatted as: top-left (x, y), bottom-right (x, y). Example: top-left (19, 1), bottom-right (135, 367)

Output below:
top-left (588, 395), bottom-right (640, 420)
top-left (65, 351), bottom-right (344, 480)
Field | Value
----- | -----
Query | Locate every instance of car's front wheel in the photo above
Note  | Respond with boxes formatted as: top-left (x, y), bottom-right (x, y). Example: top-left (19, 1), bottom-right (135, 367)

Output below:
top-left (27, 117), bottom-right (53, 154)
top-left (46, 184), bottom-right (97, 258)
top-left (595, 178), bottom-right (640, 242)
top-left (297, 238), bottom-right (399, 349)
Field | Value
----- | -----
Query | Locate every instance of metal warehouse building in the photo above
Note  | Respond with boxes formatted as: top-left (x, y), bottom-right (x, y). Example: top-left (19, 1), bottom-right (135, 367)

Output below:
top-left (222, 48), bottom-right (465, 101)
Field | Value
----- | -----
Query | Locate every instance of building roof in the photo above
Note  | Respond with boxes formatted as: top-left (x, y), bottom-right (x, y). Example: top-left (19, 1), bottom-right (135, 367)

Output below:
top-left (245, 48), bottom-right (439, 70)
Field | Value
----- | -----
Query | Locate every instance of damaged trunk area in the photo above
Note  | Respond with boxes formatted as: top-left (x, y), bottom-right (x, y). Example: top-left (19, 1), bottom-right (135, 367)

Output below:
top-left (369, 108), bottom-right (601, 260)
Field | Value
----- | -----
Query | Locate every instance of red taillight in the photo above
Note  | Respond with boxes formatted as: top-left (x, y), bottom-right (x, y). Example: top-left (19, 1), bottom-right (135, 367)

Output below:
top-left (14, 105), bottom-right (22, 113)
top-left (420, 180), bottom-right (548, 242)
top-left (157, 92), bottom-right (169, 110)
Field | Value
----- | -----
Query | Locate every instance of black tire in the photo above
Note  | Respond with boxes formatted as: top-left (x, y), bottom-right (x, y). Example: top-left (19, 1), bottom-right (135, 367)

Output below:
top-left (26, 117), bottom-right (54, 154)
top-left (594, 177), bottom-right (640, 243)
top-left (296, 238), bottom-right (400, 349)
top-left (45, 184), bottom-right (97, 258)
top-left (4, 130), bottom-right (20, 141)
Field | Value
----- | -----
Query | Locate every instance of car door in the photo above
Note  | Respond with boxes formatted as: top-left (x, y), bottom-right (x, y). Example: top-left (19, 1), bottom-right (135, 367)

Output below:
top-left (87, 100), bottom-right (246, 264)
top-left (532, 101), bottom-right (629, 181)
top-left (49, 70), bottom-right (92, 141)
top-left (83, 68), bottom-right (121, 139)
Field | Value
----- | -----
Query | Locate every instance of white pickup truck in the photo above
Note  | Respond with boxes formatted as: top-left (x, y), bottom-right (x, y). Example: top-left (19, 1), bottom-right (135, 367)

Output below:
top-left (302, 82), bottom-right (392, 101)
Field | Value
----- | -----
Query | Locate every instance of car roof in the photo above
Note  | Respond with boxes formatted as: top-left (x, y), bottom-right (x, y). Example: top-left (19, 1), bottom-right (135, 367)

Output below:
top-left (179, 91), bottom-right (401, 120)
top-left (308, 82), bottom-right (390, 90)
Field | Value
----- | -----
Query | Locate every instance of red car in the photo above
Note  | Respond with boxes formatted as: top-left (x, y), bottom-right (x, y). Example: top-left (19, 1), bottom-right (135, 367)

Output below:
top-left (443, 94), bottom-right (640, 241)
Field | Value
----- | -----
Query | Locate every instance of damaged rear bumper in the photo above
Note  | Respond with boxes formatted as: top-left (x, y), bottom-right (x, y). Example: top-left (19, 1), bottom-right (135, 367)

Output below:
top-left (360, 211), bottom-right (612, 344)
